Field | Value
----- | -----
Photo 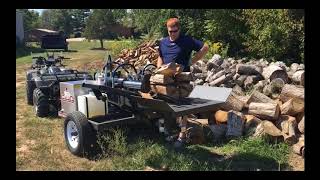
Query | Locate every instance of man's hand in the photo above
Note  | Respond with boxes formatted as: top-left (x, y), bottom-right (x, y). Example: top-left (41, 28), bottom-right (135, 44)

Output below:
top-left (191, 43), bottom-right (209, 64)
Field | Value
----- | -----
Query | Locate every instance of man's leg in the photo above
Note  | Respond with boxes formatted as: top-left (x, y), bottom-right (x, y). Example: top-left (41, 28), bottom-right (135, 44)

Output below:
top-left (174, 116), bottom-right (188, 148)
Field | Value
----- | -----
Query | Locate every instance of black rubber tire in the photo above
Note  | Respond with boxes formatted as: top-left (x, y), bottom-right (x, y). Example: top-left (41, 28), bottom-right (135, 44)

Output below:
top-left (64, 111), bottom-right (98, 157)
top-left (26, 81), bottom-right (35, 105)
top-left (33, 88), bottom-right (49, 117)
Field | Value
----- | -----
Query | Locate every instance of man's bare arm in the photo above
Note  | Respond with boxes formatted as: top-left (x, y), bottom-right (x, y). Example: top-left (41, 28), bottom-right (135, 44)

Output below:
top-left (157, 56), bottom-right (163, 68)
top-left (191, 43), bottom-right (209, 64)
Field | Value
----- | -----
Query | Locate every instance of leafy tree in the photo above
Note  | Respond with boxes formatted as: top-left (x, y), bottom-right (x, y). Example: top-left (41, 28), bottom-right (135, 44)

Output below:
top-left (243, 9), bottom-right (304, 63)
top-left (84, 9), bottom-right (117, 49)
top-left (17, 9), bottom-right (41, 31)
top-left (70, 9), bottom-right (91, 33)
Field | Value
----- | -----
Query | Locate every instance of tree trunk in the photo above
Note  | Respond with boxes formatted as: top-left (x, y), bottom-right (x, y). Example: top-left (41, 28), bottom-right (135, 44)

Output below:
top-left (262, 65), bottom-right (288, 83)
top-left (248, 102), bottom-right (280, 120)
top-left (280, 84), bottom-right (304, 103)
top-left (99, 39), bottom-right (104, 49)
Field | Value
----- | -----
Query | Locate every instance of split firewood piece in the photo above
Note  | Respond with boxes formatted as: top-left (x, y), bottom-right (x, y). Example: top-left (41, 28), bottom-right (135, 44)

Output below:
top-left (236, 64), bottom-right (262, 75)
top-left (150, 74), bottom-right (174, 84)
top-left (280, 84), bottom-right (304, 103)
top-left (280, 98), bottom-right (304, 116)
top-left (214, 110), bottom-right (228, 123)
top-left (248, 102), bottom-right (280, 121)
top-left (221, 92), bottom-right (245, 112)
top-left (247, 90), bottom-right (276, 105)
top-left (262, 65), bottom-right (288, 83)
top-left (292, 70), bottom-right (304, 86)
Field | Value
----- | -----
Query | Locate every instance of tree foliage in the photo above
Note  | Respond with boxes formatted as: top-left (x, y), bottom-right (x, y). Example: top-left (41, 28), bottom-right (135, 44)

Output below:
top-left (17, 9), bottom-right (41, 31)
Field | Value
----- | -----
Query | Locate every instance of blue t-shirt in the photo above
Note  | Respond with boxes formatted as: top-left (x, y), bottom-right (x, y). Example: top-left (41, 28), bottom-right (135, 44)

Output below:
top-left (159, 34), bottom-right (204, 71)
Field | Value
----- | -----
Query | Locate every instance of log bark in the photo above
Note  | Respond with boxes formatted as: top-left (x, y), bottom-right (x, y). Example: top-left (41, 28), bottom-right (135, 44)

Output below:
top-left (292, 70), bottom-right (305, 86)
top-left (221, 92), bottom-right (245, 112)
top-left (262, 65), bottom-right (288, 83)
top-left (194, 79), bottom-right (204, 85)
top-left (298, 116), bottom-right (304, 134)
top-left (277, 115), bottom-right (297, 144)
top-left (150, 85), bottom-right (178, 97)
top-left (155, 62), bottom-right (182, 76)
top-left (175, 72), bottom-right (192, 82)
top-left (209, 74), bottom-right (229, 86)
top-left (280, 98), bottom-right (304, 116)
top-left (193, 73), bottom-right (207, 80)
top-left (292, 138), bottom-right (305, 157)
top-left (235, 75), bottom-right (247, 86)
top-left (236, 64), bottom-right (262, 75)
top-left (248, 102), bottom-right (280, 120)
top-left (232, 84), bottom-right (244, 96)
top-left (150, 74), bottom-right (174, 84)
top-left (191, 65), bottom-right (203, 73)
top-left (290, 63), bottom-right (300, 73)
top-left (178, 83), bottom-right (193, 97)
top-left (244, 115), bottom-right (262, 135)
top-left (247, 91), bottom-right (276, 104)
top-left (226, 111), bottom-right (245, 137)
top-left (253, 80), bottom-right (268, 93)
top-left (280, 84), bottom-right (304, 103)
top-left (206, 62), bottom-right (219, 72)
top-left (208, 70), bottom-right (225, 82)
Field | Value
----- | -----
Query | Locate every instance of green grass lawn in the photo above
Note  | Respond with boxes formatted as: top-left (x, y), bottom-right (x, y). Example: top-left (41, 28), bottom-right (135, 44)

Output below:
top-left (16, 40), bottom-right (291, 171)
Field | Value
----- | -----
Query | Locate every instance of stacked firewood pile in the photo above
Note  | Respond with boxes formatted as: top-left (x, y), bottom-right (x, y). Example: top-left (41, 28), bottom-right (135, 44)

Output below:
top-left (115, 40), bottom-right (160, 69)
top-left (187, 54), bottom-right (305, 157)
top-left (149, 62), bottom-right (193, 98)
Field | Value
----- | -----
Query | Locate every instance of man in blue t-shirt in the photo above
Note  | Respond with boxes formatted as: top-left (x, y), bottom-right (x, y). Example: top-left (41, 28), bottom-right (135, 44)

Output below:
top-left (157, 17), bottom-right (209, 72)
top-left (157, 18), bottom-right (209, 148)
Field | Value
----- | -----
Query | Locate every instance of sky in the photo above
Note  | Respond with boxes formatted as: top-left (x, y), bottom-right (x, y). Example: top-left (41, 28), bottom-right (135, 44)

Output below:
top-left (30, 9), bottom-right (44, 15)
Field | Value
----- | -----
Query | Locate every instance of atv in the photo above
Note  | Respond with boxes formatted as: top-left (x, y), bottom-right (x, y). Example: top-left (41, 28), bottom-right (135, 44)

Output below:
top-left (26, 52), bottom-right (92, 117)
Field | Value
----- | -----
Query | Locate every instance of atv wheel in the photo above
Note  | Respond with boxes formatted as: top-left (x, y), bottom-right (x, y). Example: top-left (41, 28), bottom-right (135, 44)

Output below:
top-left (26, 81), bottom-right (35, 105)
top-left (33, 88), bottom-right (49, 117)
top-left (64, 111), bottom-right (97, 157)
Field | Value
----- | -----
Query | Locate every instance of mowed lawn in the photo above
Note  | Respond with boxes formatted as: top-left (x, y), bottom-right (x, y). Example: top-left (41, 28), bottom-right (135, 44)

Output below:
top-left (16, 40), bottom-right (294, 171)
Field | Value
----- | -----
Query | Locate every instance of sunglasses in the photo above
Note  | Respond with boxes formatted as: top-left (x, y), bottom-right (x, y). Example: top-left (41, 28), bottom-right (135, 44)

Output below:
top-left (169, 29), bottom-right (179, 33)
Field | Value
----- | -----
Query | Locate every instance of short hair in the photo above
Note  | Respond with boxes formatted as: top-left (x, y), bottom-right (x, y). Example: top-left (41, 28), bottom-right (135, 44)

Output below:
top-left (166, 18), bottom-right (180, 28)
